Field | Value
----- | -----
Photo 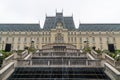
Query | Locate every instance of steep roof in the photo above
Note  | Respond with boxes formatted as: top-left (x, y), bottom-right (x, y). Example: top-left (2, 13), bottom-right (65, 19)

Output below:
top-left (43, 12), bottom-right (75, 30)
top-left (79, 24), bottom-right (120, 31)
top-left (0, 24), bottom-right (41, 31)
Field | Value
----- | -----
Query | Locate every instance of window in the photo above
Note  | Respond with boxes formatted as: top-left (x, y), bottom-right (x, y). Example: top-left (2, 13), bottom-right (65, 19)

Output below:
top-left (74, 32), bottom-right (76, 35)
top-left (80, 37), bottom-right (82, 43)
top-left (0, 37), bottom-right (2, 42)
top-left (86, 37), bottom-right (88, 41)
top-left (55, 33), bottom-right (64, 43)
top-left (99, 32), bottom-right (101, 35)
top-left (12, 37), bottom-right (14, 42)
top-left (68, 32), bottom-right (70, 35)
top-left (42, 37), bottom-right (44, 43)
top-left (79, 32), bottom-right (81, 35)
top-left (99, 37), bottom-right (102, 43)
top-left (24, 37), bottom-right (27, 43)
top-left (106, 32), bottom-right (108, 35)
top-left (36, 45), bottom-right (38, 49)
top-left (112, 32), bottom-right (114, 35)
top-left (107, 37), bottom-right (109, 43)
top-left (18, 37), bottom-right (20, 42)
top-left (92, 32), bottom-right (94, 35)
top-left (68, 37), bottom-right (70, 42)
top-left (71, 32), bottom-right (73, 35)
top-left (92, 37), bottom-right (95, 43)
top-left (49, 37), bottom-right (50, 43)
top-left (6, 37), bottom-right (9, 42)
top-left (113, 37), bottom-right (115, 43)
top-left (100, 45), bottom-right (102, 49)
top-left (37, 38), bottom-right (39, 43)
top-left (45, 37), bottom-right (47, 42)
top-left (74, 37), bottom-right (76, 43)
top-left (30, 37), bottom-right (33, 41)
top-left (18, 45), bottom-right (20, 50)
top-left (71, 37), bottom-right (73, 42)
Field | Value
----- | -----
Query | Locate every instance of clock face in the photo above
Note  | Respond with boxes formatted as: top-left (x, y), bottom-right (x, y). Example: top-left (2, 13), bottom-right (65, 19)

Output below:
top-left (57, 22), bottom-right (62, 26)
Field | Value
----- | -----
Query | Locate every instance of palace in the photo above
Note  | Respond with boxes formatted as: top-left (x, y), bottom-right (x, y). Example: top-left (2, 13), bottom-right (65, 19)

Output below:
top-left (0, 12), bottom-right (120, 51)
top-left (1, 12), bottom-right (120, 80)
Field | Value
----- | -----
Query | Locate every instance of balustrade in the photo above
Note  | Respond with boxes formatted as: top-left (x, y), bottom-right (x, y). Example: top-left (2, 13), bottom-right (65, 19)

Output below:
top-left (17, 59), bottom-right (101, 67)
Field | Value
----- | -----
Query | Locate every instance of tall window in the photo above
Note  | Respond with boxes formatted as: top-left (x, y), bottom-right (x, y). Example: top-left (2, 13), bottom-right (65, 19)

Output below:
top-left (68, 37), bottom-right (70, 42)
top-left (49, 37), bottom-right (50, 43)
top-left (55, 33), bottom-right (64, 43)
top-left (42, 37), bottom-right (44, 43)
top-left (12, 37), bottom-right (14, 43)
top-left (45, 37), bottom-right (47, 42)
top-left (37, 38), bottom-right (39, 43)
top-left (24, 37), bottom-right (27, 43)
top-left (6, 37), bottom-right (9, 42)
top-left (113, 37), bottom-right (115, 43)
top-left (71, 37), bottom-right (73, 43)
top-left (86, 37), bottom-right (88, 41)
top-left (92, 37), bottom-right (95, 43)
top-left (0, 37), bottom-right (1, 42)
top-left (107, 37), bottom-right (109, 43)
top-left (99, 37), bottom-right (102, 44)
top-left (17, 45), bottom-right (20, 50)
top-left (18, 37), bottom-right (20, 43)
top-left (80, 37), bottom-right (82, 43)
top-left (74, 37), bottom-right (76, 43)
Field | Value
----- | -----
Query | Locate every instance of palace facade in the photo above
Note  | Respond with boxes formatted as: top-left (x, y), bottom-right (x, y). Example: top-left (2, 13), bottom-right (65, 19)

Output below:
top-left (0, 12), bottom-right (120, 50)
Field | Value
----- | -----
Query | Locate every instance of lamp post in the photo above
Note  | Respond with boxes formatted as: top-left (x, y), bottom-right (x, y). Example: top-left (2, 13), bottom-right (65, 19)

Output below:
top-left (31, 39), bottom-right (35, 48)
top-left (84, 41), bottom-right (90, 52)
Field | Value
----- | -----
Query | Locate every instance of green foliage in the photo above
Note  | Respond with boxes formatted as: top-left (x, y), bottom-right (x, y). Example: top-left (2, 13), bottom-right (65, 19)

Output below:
top-left (0, 50), bottom-right (12, 59)
top-left (0, 50), bottom-right (13, 67)
top-left (28, 47), bottom-right (36, 53)
top-left (95, 50), bottom-right (102, 54)
top-left (106, 50), bottom-right (120, 61)
top-left (84, 47), bottom-right (91, 53)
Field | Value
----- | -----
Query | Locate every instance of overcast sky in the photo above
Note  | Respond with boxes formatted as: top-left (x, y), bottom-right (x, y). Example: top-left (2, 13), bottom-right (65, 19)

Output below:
top-left (0, 0), bottom-right (120, 28)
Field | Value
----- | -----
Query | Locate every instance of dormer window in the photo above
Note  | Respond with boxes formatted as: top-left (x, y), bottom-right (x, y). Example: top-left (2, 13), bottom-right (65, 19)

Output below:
top-left (56, 22), bottom-right (63, 27)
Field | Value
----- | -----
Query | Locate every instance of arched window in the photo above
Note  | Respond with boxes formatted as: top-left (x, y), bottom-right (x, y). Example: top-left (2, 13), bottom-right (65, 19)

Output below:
top-left (55, 33), bottom-right (64, 43)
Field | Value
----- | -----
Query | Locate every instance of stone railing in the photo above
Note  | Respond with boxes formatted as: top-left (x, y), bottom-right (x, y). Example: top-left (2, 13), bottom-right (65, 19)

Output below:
top-left (18, 50), bottom-right (28, 59)
top-left (104, 54), bottom-right (120, 68)
top-left (2, 54), bottom-right (14, 67)
top-left (17, 59), bottom-right (101, 67)
top-left (32, 52), bottom-right (86, 58)
top-left (0, 62), bottom-right (14, 80)
top-left (91, 50), bottom-right (102, 59)
top-left (104, 63), bottom-right (120, 80)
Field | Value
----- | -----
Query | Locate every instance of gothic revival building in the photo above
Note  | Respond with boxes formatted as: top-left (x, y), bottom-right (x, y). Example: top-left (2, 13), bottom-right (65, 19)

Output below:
top-left (0, 12), bottom-right (120, 50)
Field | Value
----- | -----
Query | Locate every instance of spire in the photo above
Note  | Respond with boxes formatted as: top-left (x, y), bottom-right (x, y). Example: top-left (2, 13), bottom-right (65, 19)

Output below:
top-left (79, 20), bottom-right (81, 24)
top-left (79, 20), bottom-right (81, 27)
top-left (38, 20), bottom-right (41, 29)
top-left (72, 13), bottom-right (73, 17)
top-left (62, 9), bottom-right (63, 13)
top-left (45, 13), bottom-right (47, 17)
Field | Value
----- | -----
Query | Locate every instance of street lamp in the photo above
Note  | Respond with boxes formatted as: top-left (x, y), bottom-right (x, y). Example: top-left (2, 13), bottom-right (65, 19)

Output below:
top-left (31, 39), bottom-right (35, 48)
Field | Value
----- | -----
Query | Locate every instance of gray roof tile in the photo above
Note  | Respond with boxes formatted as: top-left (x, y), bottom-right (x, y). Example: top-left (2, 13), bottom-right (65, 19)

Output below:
top-left (79, 24), bottom-right (120, 31)
top-left (43, 12), bottom-right (75, 30)
top-left (0, 24), bottom-right (41, 31)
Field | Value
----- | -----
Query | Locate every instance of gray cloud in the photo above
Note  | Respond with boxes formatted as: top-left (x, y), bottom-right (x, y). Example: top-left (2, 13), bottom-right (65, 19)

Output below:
top-left (0, 0), bottom-right (120, 28)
